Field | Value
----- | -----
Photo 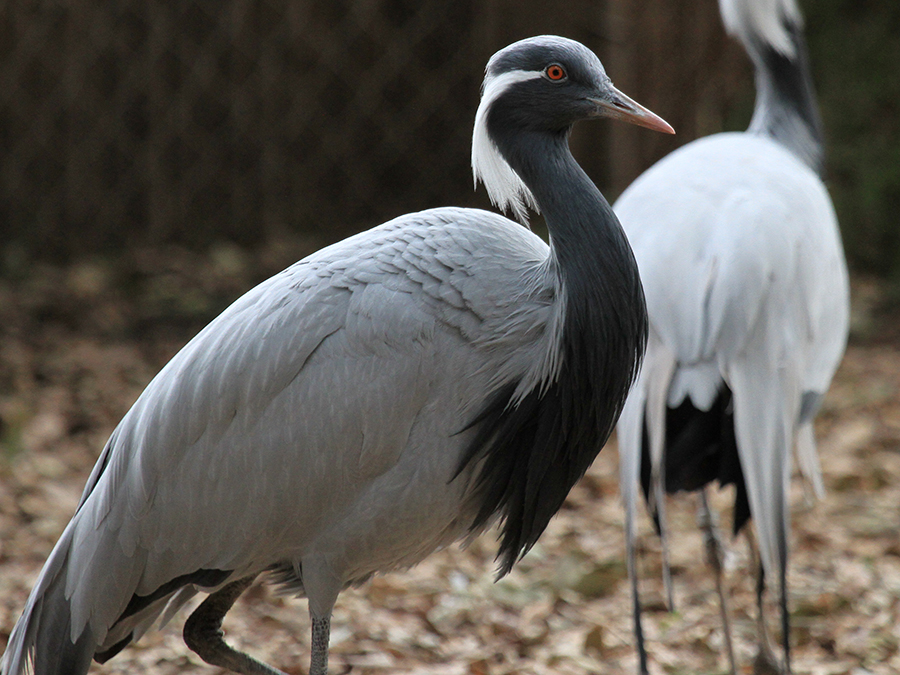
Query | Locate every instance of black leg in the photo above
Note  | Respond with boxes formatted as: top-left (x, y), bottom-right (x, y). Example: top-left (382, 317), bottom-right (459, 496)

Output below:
top-left (627, 529), bottom-right (650, 675)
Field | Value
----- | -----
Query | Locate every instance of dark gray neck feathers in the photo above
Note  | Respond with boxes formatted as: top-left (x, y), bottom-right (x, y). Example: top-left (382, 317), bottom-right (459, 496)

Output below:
top-left (457, 100), bottom-right (647, 575)
top-left (745, 20), bottom-right (825, 175)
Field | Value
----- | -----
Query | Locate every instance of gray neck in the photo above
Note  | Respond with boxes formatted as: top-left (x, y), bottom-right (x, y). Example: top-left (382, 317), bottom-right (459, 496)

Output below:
top-left (744, 23), bottom-right (825, 175)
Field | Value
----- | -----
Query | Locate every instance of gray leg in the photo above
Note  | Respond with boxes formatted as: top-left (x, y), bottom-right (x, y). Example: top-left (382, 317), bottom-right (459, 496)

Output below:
top-left (746, 531), bottom-right (785, 675)
top-left (309, 616), bottom-right (331, 675)
top-left (656, 485), bottom-right (676, 612)
top-left (697, 489), bottom-right (737, 675)
top-left (184, 575), bottom-right (288, 675)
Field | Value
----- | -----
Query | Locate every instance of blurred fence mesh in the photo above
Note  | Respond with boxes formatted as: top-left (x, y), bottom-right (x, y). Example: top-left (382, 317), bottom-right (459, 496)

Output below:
top-left (0, 0), bottom-right (751, 264)
top-left (0, 0), bottom-right (502, 259)
top-left (2, 1), bottom-right (898, 278)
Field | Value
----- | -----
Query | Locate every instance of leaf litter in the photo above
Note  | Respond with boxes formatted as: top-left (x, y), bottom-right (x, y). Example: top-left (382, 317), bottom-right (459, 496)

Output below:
top-left (0, 253), bottom-right (898, 675)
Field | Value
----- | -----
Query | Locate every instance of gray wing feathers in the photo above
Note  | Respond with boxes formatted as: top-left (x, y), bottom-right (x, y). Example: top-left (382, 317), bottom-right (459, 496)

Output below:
top-left (66, 261), bottom-right (439, 643)
top-left (0, 523), bottom-right (94, 675)
top-left (6, 206), bottom-right (558, 663)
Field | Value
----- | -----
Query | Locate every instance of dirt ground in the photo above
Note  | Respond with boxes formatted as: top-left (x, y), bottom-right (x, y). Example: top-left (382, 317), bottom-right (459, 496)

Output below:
top-left (0, 249), bottom-right (898, 675)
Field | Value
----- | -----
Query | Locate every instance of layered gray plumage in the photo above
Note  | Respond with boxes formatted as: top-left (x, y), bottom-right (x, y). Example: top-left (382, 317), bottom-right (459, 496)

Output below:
top-left (2, 36), bottom-right (671, 675)
top-left (614, 1), bottom-right (849, 673)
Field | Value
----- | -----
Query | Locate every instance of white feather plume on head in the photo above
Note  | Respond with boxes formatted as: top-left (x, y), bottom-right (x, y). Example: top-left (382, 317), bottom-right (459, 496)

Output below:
top-left (718, 0), bottom-right (803, 58)
top-left (471, 69), bottom-right (543, 225)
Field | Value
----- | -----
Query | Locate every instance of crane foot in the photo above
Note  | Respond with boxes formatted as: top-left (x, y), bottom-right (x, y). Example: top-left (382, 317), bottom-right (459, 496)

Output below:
top-left (184, 575), bottom-right (289, 675)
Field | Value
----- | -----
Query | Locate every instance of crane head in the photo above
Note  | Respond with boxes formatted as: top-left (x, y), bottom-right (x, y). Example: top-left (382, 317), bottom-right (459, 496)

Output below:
top-left (473, 35), bottom-right (673, 223)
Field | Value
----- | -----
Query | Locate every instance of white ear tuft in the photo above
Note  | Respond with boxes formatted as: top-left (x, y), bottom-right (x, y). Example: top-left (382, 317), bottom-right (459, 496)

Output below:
top-left (471, 70), bottom-right (542, 225)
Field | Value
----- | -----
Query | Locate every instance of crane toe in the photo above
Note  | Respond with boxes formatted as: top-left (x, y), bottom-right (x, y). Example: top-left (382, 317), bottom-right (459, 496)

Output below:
top-left (183, 576), bottom-right (288, 675)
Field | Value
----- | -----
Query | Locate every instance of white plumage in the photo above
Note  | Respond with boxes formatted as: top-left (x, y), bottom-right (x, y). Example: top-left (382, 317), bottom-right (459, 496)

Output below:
top-left (618, 133), bottom-right (847, 571)
top-left (614, 0), bottom-right (849, 672)
top-left (472, 69), bottom-right (543, 223)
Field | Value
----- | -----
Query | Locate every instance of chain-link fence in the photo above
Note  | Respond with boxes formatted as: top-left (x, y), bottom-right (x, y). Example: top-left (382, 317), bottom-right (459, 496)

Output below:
top-left (1, 0), bottom-right (488, 259)
top-left (3, 1), bottom-right (899, 277)
top-left (0, 0), bottom-right (754, 264)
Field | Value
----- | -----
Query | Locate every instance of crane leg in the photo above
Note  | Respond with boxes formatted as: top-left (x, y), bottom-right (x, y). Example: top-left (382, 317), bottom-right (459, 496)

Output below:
top-left (654, 477), bottom-right (676, 612)
top-left (309, 616), bottom-right (331, 675)
top-left (184, 575), bottom-right (288, 675)
top-left (745, 531), bottom-right (785, 675)
top-left (697, 489), bottom-right (737, 675)
top-left (626, 523), bottom-right (650, 675)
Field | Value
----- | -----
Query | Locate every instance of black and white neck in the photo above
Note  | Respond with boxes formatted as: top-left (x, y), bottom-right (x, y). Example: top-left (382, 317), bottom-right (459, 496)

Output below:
top-left (462, 36), bottom-right (664, 574)
top-left (719, 0), bottom-right (825, 174)
top-left (471, 36), bottom-right (649, 400)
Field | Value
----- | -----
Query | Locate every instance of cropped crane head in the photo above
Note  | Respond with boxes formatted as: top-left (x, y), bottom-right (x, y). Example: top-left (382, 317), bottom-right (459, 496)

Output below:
top-left (473, 35), bottom-right (673, 223)
top-left (719, 0), bottom-right (803, 59)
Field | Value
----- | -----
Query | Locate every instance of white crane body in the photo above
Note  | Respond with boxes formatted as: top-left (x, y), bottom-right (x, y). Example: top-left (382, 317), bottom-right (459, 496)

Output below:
top-left (614, 0), bottom-right (850, 671)
top-left (617, 132), bottom-right (848, 581)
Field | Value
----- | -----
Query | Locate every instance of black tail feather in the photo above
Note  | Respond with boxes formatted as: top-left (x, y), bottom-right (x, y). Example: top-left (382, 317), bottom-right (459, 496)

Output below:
top-left (640, 385), bottom-right (751, 535)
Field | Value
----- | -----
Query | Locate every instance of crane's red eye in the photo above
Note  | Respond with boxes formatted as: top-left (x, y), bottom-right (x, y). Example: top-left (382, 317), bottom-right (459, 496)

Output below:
top-left (546, 64), bottom-right (566, 81)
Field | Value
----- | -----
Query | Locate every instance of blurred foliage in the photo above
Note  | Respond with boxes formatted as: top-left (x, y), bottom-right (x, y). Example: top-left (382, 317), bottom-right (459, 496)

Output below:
top-left (805, 0), bottom-right (900, 284)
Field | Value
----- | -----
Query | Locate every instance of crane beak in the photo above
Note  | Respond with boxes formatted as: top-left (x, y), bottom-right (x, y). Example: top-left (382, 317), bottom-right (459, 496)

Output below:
top-left (590, 86), bottom-right (675, 135)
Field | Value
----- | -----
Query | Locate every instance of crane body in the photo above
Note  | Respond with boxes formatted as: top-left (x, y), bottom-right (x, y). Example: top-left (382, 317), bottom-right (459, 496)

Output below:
top-left (614, 0), bottom-right (849, 672)
top-left (2, 36), bottom-right (673, 675)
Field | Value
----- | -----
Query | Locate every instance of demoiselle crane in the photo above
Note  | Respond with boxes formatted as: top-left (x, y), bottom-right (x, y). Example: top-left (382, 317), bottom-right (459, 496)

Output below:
top-left (614, 0), bottom-right (849, 673)
top-left (1, 36), bottom-right (674, 675)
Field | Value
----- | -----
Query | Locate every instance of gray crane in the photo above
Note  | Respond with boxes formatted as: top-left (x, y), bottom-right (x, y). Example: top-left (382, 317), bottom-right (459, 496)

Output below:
top-left (1, 36), bottom-right (673, 675)
top-left (614, 1), bottom-right (849, 673)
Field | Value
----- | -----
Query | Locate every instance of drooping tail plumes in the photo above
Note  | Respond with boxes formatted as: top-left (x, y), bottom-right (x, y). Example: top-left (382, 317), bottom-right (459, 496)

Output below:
top-left (2, 527), bottom-right (95, 675)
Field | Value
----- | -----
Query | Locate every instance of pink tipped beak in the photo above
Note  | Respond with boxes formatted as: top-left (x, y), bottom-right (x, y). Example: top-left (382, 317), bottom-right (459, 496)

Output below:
top-left (591, 86), bottom-right (675, 135)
